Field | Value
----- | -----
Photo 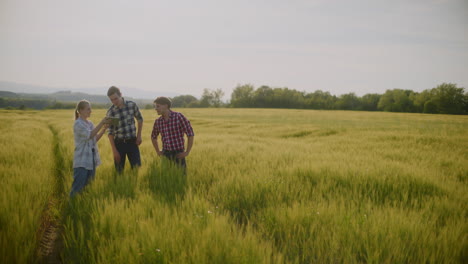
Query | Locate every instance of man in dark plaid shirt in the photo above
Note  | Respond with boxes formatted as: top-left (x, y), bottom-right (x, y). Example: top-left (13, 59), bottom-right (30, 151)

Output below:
top-left (107, 86), bottom-right (143, 173)
top-left (151, 97), bottom-right (194, 169)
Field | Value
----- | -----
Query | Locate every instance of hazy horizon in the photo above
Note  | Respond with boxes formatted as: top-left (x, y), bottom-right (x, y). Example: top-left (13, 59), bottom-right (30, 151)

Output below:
top-left (0, 80), bottom-right (179, 99)
top-left (1, 0), bottom-right (467, 98)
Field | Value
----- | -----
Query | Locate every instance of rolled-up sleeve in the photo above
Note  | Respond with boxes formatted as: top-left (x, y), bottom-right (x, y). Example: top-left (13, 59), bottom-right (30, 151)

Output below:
top-left (151, 120), bottom-right (159, 139)
top-left (178, 114), bottom-right (194, 137)
top-left (74, 120), bottom-right (91, 141)
top-left (134, 104), bottom-right (143, 122)
top-left (106, 109), bottom-right (115, 135)
top-left (73, 119), bottom-right (97, 170)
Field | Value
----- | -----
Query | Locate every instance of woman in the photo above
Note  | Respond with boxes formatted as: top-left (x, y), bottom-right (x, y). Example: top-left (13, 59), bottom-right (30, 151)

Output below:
top-left (70, 100), bottom-right (109, 197)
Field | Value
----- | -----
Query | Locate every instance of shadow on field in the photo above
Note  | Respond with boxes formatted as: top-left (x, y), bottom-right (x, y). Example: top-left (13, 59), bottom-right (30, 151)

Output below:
top-left (296, 169), bottom-right (448, 208)
top-left (282, 128), bottom-right (340, 138)
top-left (147, 158), bottom-right (187, 205)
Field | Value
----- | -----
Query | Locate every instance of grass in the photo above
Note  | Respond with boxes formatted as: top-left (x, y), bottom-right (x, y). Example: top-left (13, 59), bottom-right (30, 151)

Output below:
top-left (0, 108), bottom-right (467, 263)
top-left (0, 111), bottom-right (59, 263)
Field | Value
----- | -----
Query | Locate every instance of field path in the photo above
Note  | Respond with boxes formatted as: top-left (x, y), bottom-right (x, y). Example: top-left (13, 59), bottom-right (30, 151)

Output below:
top-left (36, 125), bottom-right (67, 263)
top-left (37, 200), bottom-right (63, 263)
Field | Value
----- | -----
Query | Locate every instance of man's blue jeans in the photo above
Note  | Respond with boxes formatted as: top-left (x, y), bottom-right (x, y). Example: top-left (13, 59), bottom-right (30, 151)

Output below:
top-left (163, 150), bottom-right (186, 170)
top-left (114, 141), bottom-right (141, 173)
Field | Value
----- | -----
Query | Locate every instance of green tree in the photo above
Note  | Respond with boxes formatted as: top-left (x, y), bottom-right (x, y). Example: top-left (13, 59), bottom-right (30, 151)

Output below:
top-left (412, 90), bottom-right (432, 112)
top-left (252, 86), bottom-right (274, 108)
top-left (200, 88), bottom-right (225, 108)
top-left (378, 89), bottom-right (415, 112)
top-left (423, 100), bottom-right (438, 114)
top-left (172, 95), bottom-right (199, 108)
top-left (304, 90), bottom-right (337, 109)
top-left (230, 84), bottom-right (254, 107)
top-left (360, 94), bottom-right (381, 111)
top-left (271, 87), bottom-right (305, 108)
top-left (465, 91), bottom-right (468, 113)
top-left (334, 93), bottom-right (360, 110)
top-left (430, 83), bottom-right (466, 114)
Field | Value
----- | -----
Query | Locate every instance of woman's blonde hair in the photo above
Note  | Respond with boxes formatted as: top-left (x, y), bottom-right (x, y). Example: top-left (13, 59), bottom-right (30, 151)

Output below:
top-left (75, 100), bottom-right (90, 120)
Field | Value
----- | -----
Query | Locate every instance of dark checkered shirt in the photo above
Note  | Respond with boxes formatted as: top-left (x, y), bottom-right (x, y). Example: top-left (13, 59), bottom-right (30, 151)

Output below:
top-left (151, 111), bottom-right (195, 151)
top-left (107, 98), bottom-right (143, 140)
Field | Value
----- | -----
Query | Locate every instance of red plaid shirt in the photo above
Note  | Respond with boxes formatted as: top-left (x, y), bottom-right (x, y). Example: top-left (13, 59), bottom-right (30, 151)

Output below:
top-left (151, 111), bottom-right (195, 151)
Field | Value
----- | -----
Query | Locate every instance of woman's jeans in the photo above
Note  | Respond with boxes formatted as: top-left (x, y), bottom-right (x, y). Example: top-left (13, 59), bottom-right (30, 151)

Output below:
top-left (70, 151), bottom-right (96, 197)
top-left (70, 168), bottom-right (95, 197)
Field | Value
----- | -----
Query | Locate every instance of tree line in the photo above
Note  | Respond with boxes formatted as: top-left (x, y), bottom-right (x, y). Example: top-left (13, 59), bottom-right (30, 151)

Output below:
top-left (171, 83), bottom-right (467, 115)
top-left (2, 83), bottom-right (466, 115)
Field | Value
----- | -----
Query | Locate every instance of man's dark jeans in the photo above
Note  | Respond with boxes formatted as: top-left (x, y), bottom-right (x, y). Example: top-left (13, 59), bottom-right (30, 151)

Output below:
top-left (114, 139), bottom-right (141, 173)
top-left (163, 149), bottom-right (186, 170)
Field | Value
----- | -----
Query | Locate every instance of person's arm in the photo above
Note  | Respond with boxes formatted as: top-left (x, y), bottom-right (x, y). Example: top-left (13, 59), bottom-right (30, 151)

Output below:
top-left (150, 120), bottom-right (162, 156)
top-left (134, 103), bottom-right (143, 145)
top-left (90, 117), bottom-right (109, 140)
top-left (151, 136), bottom-right (163, 156)
top-left (177, 136), bottom-right (194, 159)
top-left (105, 109), bottom-right (121, 162)
top-left (96, 124), bottom-right (109, 142)
top-left (186, 136), bottom-right (194, 153)
top-left (176, 113), bottom-right (194, 159)
top-left (136, 119), bottom-right (143, 145)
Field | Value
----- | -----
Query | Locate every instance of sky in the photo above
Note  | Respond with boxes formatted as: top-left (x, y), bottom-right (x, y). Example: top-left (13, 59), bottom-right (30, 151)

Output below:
top-left (1, 0), bottom-right (467, 99)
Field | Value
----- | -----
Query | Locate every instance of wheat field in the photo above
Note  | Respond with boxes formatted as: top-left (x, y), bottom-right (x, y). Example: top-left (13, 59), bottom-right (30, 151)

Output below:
top-left (0, 108), bottom-right (467, 263)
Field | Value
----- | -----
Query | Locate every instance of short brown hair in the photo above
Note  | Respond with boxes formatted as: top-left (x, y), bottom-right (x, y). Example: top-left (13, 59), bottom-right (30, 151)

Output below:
top-left (154, 97), bottom-right (172, 108)
top-left (107, 86), bottom-right (122, 97)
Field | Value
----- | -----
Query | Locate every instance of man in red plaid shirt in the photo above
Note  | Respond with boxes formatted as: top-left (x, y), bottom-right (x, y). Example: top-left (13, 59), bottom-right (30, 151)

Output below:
top-left (151, 97), bottom-right (194, 169)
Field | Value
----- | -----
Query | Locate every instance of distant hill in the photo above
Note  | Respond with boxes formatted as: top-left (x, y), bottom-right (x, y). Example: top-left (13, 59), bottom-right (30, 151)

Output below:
top-left (0, 81), bottom-right (55, 94)
top-left (0, 91), bottom-right (18, 98)
top-left (0, 81), bottom-right (189, 110)
top-left (0, 81), bottom-right (180, 100)
top-left (0, 90), bottom-right (154, 105)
